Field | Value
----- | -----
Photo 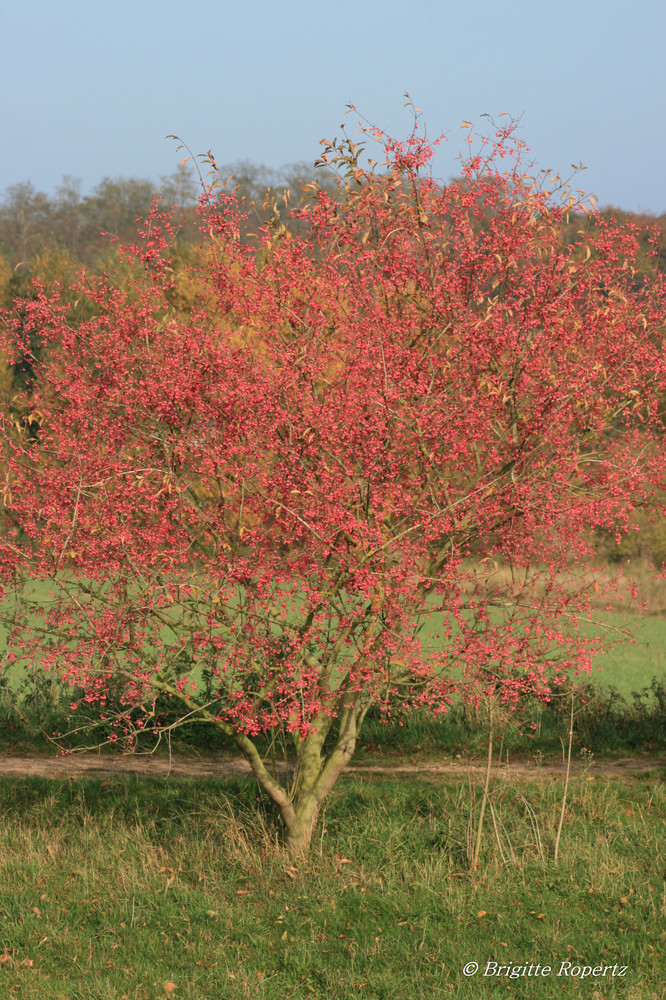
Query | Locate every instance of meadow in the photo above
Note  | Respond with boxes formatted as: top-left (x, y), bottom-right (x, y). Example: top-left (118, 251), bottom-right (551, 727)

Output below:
top-left (0, 578), bottom-right (664, 998)
top-left (2, 580), bottom-right (666, 764)
top-left (2, 574), bottom-right (665, 706)
top-left (0, 771), bottom-right (663, 1000)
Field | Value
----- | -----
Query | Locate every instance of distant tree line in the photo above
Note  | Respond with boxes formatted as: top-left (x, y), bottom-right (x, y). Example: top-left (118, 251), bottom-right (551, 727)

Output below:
top-left (1, 159), bottom-right (664, 283)
top-left (0, 161), bottom-right (343, 269)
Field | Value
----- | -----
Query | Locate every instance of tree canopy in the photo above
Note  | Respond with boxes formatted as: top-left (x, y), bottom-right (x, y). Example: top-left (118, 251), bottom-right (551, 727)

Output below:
top-left (1, 117), bottom-right (665, 854)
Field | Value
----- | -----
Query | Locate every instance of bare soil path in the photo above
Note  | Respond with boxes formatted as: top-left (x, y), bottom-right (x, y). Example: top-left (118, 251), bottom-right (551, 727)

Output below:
top-left (0, 752), bottom-right (662, 781)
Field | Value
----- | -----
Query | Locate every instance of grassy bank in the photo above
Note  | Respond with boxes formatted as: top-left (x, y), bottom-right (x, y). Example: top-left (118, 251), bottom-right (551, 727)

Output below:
top-left (0, 772), bottom-right (663, 999)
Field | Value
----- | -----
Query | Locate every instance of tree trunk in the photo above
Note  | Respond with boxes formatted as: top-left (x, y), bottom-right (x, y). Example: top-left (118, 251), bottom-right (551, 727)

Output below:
top-left (282, 791), bottom-right (322, 857)
top-left (235, 693), bottom-right (369, 856)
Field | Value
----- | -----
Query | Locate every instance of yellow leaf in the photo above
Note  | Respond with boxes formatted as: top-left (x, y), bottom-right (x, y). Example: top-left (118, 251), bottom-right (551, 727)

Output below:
top-left (477, 910), bottom-right (487, 919)
top-left (461, 121), bottom-right (473, 128)
top-left (163, 983), bottom-right (178, 995)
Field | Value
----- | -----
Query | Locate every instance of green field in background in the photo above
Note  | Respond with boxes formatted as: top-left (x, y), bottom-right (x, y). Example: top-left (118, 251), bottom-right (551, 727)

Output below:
top-left (1, 579), bottom-right (665, 701)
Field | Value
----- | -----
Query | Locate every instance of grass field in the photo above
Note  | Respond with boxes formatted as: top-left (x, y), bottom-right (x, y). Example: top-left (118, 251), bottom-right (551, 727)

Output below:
top-left (0, 579), bottom-right (664, 998)
top-left (581, 614), bottom-right (666, 698)
top-left (0, 771), bottom-right (663, 999)
top-left (2, 576), bottom-right (665, 700)
top-left (2, 582), bottom-right (666, 762)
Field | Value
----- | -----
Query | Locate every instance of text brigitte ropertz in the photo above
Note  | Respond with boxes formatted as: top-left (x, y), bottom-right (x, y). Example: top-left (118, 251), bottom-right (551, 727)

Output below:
top-left (462, 960), bottom-right (628, 979)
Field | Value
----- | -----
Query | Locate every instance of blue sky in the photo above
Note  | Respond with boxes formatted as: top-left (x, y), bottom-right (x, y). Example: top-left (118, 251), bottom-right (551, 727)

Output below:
top-left (3, 0), bottom-right (665, 212)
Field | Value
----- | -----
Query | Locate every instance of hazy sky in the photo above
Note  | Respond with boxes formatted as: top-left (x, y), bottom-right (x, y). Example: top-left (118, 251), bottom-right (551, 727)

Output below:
top-left (3, 0), bottom-right (665, 213)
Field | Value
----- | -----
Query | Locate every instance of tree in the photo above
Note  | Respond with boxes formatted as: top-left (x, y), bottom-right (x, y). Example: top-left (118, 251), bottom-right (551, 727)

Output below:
top-left (1, 114), bottom-right (665, 855)
top-left (0, 182), bottom-right (55, 262)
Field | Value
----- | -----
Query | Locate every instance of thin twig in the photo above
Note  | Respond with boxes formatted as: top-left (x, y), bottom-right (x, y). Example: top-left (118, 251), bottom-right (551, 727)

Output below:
top-left (472, 709), bottom-right (493, 870)
top-left (554, 690), bottom-right (574, 863)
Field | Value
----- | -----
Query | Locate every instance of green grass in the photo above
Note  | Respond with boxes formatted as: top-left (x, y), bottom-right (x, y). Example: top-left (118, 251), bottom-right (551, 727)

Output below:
top-left (0, 771), bottom-right (663, 999)
top-left (3, 579), bottom-right (665, 698)
top-left (2, 651), bottom-right (666, 764)
top-left (3, 592), bottom-right (665, 698)
top-left (585, 613), bottom-right (666, 698)
top-left (2, 579), bottom-right (666, 763)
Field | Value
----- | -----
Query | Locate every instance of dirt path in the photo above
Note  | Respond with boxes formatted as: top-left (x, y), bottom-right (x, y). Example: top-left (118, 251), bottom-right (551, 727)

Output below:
top-left (0, 752), bottom-right (662, 781)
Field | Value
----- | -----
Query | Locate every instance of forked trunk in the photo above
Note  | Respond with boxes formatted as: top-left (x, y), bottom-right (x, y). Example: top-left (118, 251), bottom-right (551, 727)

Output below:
top-left (234, 696), bottom-right (368, 856)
